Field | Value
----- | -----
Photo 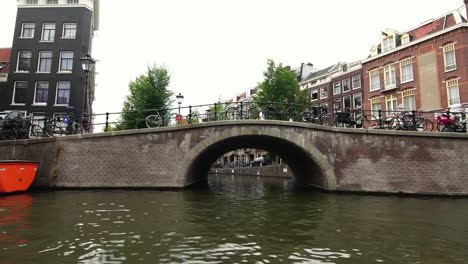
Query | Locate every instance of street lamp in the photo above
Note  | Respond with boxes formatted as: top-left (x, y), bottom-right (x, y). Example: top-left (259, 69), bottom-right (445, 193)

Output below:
top-left (79, 54), bottom-right (95, 131)
top-left (176, 92), bottom-right (184, 114)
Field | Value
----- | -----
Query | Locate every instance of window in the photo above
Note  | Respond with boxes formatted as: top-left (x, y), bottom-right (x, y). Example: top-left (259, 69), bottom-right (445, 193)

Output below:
top-left (369, 69), bottom-right (380, 91)
top-left (382, 35), bottom-right (395, 52)
top-left (352, 75), bottom-right (361, 89)
top-left (400, 58), bottom-right (414, 83)
top-left (311, 89), bottom-right (318, 101)
top-left (443, 43), bottom-right (456, 72)
top-left (47, 0), bottom-right (58, 4)
top-left (446, 79), bottom-right (460, 106)
top-left (62, 23), bottom-right (77, 39)
top-left (384, 64), bottom-right (396, 89)
top-left (370, 97), bottom-right (382, 117)
top-left (402, 89), bottom-right (416, 111)
top-left (16, 51), bottom-right (32, 72)
top-left (56, 82), bottom-right (71, 105)
top-left (34, 82), bottom-right (49, 105)
top-left (343, 96), bottom-right (351, 110)
top-left (342, 79), bottom-right (351, 92)
top-left (59, 51), bottom-right (74, 72)
top-left (26, 0), bottom-right (38, 4)
top-left (385, 94), bottom-right (398, 113)
top-left (31, 113), bottom-right (46, 133)
top-left (320, 87), bottom-right (328, 99)
top-left (333, 99), bottom-right (342, 111)
top-left (401, 34), bottom-right (410, 45)
top-left (37, 51), bottom-right (53, 73)
top-left (67, 0), bottom-right (79, 3)
top-left (353, 93), bottom-right (362, 109)
top-left (41, 23), bottom-right (55, 42)
top-left (20, 23), bottom-right (35, 38)
top-left (333, 82), bottom-right (341, 95)
top-left (12, 81), bottom-right (28, 104)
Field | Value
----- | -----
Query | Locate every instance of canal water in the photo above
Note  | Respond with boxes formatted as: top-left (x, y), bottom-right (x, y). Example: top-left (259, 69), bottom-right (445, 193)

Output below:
top-left (1, 175), bottom-right (467, 264)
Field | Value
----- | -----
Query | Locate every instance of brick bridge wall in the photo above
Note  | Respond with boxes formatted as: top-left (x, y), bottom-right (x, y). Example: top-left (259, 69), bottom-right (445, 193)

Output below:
top-left (0, 120), bottom-right (467, 195)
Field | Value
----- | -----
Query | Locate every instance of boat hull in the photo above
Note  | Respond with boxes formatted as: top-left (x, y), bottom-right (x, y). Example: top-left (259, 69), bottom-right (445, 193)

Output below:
top-left (0, 161), bottom-right (39, 193)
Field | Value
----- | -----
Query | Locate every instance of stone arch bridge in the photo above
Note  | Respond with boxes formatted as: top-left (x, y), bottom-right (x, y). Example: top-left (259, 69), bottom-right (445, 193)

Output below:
top-left (0, 120), bottom-right (467, 195)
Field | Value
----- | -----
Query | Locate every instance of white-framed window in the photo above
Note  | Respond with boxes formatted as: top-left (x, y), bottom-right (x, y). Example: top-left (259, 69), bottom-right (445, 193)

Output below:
top-left (26, 0), bottom-right (38, 4)
top-left (47, 0), bottom-right (58, 4)
top-left (62, 23), bottom-right (77, 39)
top-left (352, 75), bottom-right (361, 89)
top-left (333, 82), bottom-right (341, 95)
top-left (402, 89), bottom-right (416, 111)
top-left (384, 64), bottom-right (397, 89)
top-left (342, 79), bottom-right (351, 93)
top-left (401, 34), bottom-right (410, 45)
top-left (12, 81), bottom-right (28, 105)
top-left (67, 0), bottom-right (79, 3)
top-left (443, 43), bottom-right (457, 72)
top-left (385, 94), bottom-right (398, 113)
top-left (446, 79), bottom-right (460, 106)
top-left (311, 89), bottom-right (318, 101)
top-left (333, 99), bottom-right (342, 111)
top-left (400, 57), bottom-right (414, 83)
top-left (369, 69), bottom-right (380, 91)
top-left (34, 81), bottom-right (49, 105)
top-left (59, 51), bottom-right (74, 72)
top-left (37, 51), bottom-right (53, 73)
top-left (56, 81), bottom-right (71, 105)
top-left (20, 23), bottom-right (35, 38)
top-left (41, 23), bottom-right (55, 42)
top-left (31, 112), bottom-right (46, 132)
top-left (353, 93), bottom-right (362, 109)
top-left (343, 95), bottom-right (352, 110)
top-left (320, 87), bottom-right (328, 99)
top-left (382, 35), bottom-right (395, 52)
top-left (16, 51), bottom-right (32, 72)
top-left (370, 97), bottom-right (382, 117)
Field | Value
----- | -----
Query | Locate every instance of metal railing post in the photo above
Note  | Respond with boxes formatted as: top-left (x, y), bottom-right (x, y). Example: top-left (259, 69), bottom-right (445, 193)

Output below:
top-left (189, 105), bottom-right (192, 124)
top-left (240, 101), bottom-right (244, 119)
top-left (105, 112), bottom-right (109, 131)
top-left (378, 110), bottom-right (383, 129)
top-left (214, 103), bottom-right (218, 120)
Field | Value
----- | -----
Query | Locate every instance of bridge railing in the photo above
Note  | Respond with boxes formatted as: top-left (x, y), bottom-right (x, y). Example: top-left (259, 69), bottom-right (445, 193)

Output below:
top-left (2, 101), bottom-right (467, 140)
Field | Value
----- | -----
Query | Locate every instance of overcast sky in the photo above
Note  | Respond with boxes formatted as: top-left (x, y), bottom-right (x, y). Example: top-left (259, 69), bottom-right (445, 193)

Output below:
top-left (0, 0), bottom-right (465, 114)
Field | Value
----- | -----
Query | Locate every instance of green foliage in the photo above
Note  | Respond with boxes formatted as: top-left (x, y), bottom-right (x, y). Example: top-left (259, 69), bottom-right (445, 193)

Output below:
top-left (253, 60), bottom-right (311, 113)
top-left (120, 65), bottom-right (173, 129)
top-left (206, 100), bottom-right (227, 121)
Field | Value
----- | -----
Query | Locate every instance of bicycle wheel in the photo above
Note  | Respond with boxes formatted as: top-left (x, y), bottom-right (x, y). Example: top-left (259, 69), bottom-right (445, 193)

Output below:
top-left (262, 107), bottom-right (277, 120)
top-left (360, 115), bottom-right (377, 129)
top-left (387, 117), bottom-right (402, 130)
top-left (246, 108), bottom-right (260, 120)
top-left (29, 124), bottom-right (44, 138)
top-left (415, 119), bottom-right (433, 132)
top-left (301, 111), bottom-right (312, 122)
top-left (45, 124), bottom-right (66, 137)
top-left (321, 114), bottom-right (334, 126)
top-left (145, 114), bottom-right (162, 128)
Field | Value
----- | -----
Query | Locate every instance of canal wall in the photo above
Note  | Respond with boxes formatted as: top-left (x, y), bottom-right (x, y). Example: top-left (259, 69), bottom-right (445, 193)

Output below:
top-left (212, 164), bottom-right (293, 178)
top-left (1, 120), bottom-right (467, 195)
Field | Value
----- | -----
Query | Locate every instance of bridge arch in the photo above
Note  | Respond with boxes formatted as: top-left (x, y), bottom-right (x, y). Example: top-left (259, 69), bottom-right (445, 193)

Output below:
top-left (176, 126), bottom-right (336, 190)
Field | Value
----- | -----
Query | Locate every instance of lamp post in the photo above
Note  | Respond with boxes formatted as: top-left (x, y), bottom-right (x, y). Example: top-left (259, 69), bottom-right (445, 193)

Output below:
top-left (176, 92), bottom-right (184, 114)
top-left (79, 54), bottom-right (96, 131)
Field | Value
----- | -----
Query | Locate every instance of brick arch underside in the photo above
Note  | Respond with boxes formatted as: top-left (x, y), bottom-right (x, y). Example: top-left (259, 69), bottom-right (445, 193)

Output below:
top-left (177, 129), bottom-right (336, 190)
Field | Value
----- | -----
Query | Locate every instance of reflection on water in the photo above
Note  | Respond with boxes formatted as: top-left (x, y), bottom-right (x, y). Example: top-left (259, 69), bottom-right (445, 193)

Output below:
top-left (0, 175), bottom-right (467, 263)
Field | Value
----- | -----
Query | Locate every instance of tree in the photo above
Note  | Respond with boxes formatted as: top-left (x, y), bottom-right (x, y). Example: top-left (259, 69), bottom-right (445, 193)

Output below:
top-left (119, 65), bottom-right (173, 129)
top-left (253, 59), bottom-right (311, 113)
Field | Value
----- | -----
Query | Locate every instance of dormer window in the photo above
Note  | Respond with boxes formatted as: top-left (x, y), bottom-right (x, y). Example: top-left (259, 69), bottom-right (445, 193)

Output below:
top-left (382, 35), bottom-right (395, 52)
top-left (26, 0), bottom-right (38, 4)
top-left (401, 34), bottom-right (410, 45)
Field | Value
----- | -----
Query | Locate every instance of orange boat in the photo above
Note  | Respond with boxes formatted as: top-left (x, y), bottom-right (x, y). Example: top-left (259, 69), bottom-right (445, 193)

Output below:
top-left (0, 161), bottom-right (39, 193)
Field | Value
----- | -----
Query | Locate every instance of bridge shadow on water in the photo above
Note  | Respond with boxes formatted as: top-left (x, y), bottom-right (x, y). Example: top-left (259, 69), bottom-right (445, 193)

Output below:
top-left (184, 134), bottom-right (327, 190)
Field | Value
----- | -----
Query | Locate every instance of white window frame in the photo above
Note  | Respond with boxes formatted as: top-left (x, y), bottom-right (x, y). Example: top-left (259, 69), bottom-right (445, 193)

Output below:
top-left (353, 93), bottom-right (362, 109)
top-left (446, 79), bottom-right (461, 106)
top-left (16, 51), bottom-right (32, 73)
top-left (370, 97), bottom-right (382, 118)
top-left (55, 81), bottom-right (71, 106)
top-left (67, 0), bottom-right (79, 4)
top-left (58, 51), bottom-right (74, 73)
top-left (369, 69), bottom-right (380, 91)
top-left (11, 81), bottom-right (28, 105)
top-left (401, 34), bottom-right (410, 45)
top-left (20, 23), bottom-right (35, 38)
top-left (31, 112), bottom-right (46, 132)
top-left (37, 51), bottom-right (53, 73)
top-left (385, 94), bottom-right (398, 114)
top-left (333, 82), bottom-right (341, 95)
top-left (320, 86), bottom-right (328, 99)
top-left (33, 81), bottom-right (49, 106)
top-left (400, 57), bottom-right (414, 84)
top-left (342, 78), bottom-right (351, 93)
top-left (311, 89), bottom-right (318, 101)
top-left (401, 89), bottom-right (416, 111)
top-left (343, 95), bottom-right (352, 110)
top-left (382, 35), bottom-right (395, 52)
top-left (384, 64), bottom-right (397, 89)
top-left (62, 23), bottom-right (77, 39)
top-left (443, 43), bottom-right (457, 72)
top-left (41, 23), bottom-right (56, 42)
top-left (352, 75), bottom-right (361, 89)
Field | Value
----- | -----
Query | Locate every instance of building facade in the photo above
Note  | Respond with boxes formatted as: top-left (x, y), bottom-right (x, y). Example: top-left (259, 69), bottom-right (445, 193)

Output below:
top-left (362, 8), bottom-right (468, 115)
top-left (0, 0), bottom-right (99, 126)
top-left (0, 48), bottom-right (11, 91)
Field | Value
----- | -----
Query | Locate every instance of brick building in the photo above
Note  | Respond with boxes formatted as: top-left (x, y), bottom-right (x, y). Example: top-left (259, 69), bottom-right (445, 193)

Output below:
top-left (0, 48), bottom-right (11, 88)
top-left (362, 6), bottom-right (468, 115)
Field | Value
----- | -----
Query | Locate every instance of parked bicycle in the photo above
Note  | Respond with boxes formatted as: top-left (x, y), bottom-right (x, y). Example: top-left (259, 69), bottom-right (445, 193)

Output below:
top-left (387, 109), bottom-right (433, 132)
top-left (145, 110), bottom-right (177, 128)
top-left (45, 116), bottom-right (84, 137)
top-left (0, 111), bottom-right (32, 140)
top-left (435, 105), bottom-right (467, 132)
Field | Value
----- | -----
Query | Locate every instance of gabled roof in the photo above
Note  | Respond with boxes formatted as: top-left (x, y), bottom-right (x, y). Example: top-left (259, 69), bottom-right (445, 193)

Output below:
top-left (302, 64), bottom-right (337, 82)
top-left (0, 48), bottom-right (11, 74)
top-left (405, 12), bottom-right (465, 40)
